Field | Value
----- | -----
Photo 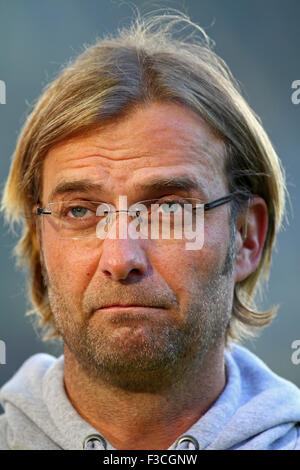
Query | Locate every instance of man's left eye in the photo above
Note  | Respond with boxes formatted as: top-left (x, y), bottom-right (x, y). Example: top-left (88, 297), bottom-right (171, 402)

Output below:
top-left (160, 201), bottom-right (182, 213)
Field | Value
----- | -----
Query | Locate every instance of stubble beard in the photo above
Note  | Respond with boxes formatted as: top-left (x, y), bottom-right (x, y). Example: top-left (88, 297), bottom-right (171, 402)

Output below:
top-left (42, 227), bottom-right (235, 393)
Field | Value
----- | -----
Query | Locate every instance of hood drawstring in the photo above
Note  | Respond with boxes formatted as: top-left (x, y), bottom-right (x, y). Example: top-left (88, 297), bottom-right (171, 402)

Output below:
top-left (174, 435), bottom-right (199, 450)
top-left (82, 433), bottom-right (199, 450)
top-left (83, 434), bottom-right (107, 450)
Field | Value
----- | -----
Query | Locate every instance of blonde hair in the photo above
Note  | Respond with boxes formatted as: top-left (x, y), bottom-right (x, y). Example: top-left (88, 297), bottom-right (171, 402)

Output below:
top-left (0, 11), bottom-right (287, 345)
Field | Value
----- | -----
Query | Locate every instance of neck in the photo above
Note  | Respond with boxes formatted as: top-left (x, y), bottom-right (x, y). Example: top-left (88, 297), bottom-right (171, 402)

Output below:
top-left (63, 343), bottom-right (227, 450)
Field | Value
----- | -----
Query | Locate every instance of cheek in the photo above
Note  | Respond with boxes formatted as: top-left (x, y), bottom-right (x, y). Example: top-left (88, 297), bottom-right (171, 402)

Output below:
top-left (151, 219), bottom-right (230, 292)
top-left (202, 211), bottom-right (232, 267)
top-left (147, 240), bottom-right (222, 298)
top-left (41, 237), bottom-right (99, 294)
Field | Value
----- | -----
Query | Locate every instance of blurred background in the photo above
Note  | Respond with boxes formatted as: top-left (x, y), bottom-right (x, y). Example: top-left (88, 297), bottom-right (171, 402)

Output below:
top-left (0, 0), bottom-right (299, 394)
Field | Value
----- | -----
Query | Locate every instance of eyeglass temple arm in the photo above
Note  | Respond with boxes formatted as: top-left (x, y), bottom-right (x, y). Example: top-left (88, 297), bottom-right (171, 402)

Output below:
top-left (204, 193), bottom-right (236, 212)
top-left (36, 207), bottom-right (51, 215)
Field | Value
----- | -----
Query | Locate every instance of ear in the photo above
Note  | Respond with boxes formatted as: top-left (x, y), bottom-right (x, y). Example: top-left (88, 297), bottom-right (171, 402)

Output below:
top-left (234, 196), bottom-right (268, 283)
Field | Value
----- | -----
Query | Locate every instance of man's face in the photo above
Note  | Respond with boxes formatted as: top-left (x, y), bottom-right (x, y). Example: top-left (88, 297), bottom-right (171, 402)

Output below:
top-left (39, 102), bottom-right (236, 392)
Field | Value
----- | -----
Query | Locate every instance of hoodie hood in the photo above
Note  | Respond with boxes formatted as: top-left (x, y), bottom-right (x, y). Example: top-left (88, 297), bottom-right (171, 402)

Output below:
top-left (0, 343), bottom-right (299, 450)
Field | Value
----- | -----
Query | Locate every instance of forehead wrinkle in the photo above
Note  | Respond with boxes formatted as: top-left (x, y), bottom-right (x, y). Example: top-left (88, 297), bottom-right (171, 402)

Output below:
top-left (42, 104), bottom-right (228, 203)
top-left (44, 105), bottom-right (225, 171)
top-left (44, 108), bottom-right (225, 166)
top-left (44, 143), bottom-right (225, 185)
top-left (47, 148), bottom-right (156, 172)
top-left (58, 141), bottom-right (224, 170)
top-left (191, 142), bottom-right (227, 190)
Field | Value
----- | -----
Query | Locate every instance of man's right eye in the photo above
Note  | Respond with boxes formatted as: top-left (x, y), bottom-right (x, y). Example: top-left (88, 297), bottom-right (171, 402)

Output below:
top-left (59, 203), bottom-right (97, 219)
top-left (68, 206), bottom-right (90, 218)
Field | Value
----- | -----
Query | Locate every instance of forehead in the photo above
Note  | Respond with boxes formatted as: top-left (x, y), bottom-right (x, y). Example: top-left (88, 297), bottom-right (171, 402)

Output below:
top-left (42, 102), bottom-right (227, 201)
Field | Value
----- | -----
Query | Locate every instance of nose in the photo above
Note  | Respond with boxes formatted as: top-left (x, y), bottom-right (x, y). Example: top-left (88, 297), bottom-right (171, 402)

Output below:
top-left (98, 217), bottom-right (148, 282)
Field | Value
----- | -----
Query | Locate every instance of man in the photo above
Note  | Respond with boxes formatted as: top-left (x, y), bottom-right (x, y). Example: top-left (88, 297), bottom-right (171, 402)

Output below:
top-left (0, 12), bottom-right (299, 450)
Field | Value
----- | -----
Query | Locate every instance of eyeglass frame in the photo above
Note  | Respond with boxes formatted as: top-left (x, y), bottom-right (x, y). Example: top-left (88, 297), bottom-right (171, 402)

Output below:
top-left (36, 192), bottom-right (243, 217)
top-left (34, 190), bottom-right (251, 248)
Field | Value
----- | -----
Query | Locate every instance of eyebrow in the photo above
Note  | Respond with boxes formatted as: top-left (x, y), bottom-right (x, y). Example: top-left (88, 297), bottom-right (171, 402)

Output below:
top-left (47, 175), bottom-right (206, 203)
top-left (134, 175), bottom-right (206, 195)
top-left (48, 179), bottom-right (105, 202)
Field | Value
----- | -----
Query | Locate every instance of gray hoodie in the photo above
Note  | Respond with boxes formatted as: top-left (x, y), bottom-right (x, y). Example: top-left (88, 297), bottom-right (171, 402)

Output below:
top-left (0, 343), bottom-right (299, 450)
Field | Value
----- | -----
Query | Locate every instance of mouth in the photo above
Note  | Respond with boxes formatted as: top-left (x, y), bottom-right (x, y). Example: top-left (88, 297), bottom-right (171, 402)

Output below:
top-left (93, 305), bottom-right (172, 328)
top-left (99, 303), bottom-right (165, 309)
top-left (98, 305), bottom-right (164, 311)
top-left (95, 305), bottom-right (166, 319)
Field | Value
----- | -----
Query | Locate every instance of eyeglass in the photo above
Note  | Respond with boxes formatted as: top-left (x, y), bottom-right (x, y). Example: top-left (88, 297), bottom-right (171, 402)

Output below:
top-left (35, 192), bottom-right (239, 245)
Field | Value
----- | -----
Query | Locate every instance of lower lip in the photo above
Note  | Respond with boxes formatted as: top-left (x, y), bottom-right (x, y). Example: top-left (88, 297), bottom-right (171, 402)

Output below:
top-left (94, 307), bottom-right (167, 325)
top-left (98, 306), bottom-right (161, 311)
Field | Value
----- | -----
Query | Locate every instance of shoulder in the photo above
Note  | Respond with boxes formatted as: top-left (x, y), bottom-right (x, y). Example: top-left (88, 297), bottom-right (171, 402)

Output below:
top-left (0, 414), bottom-right (9, 450)
top-left (295, 426), bottom-right (300, 450)
top-left (0, 353), bottom-right (59, 418)
top-left (0, 353), bottom-right (62, 450)
top-left (1, 353), bottom-right (58, 397)
top-left (226, 343), bottom-right (300, 392)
